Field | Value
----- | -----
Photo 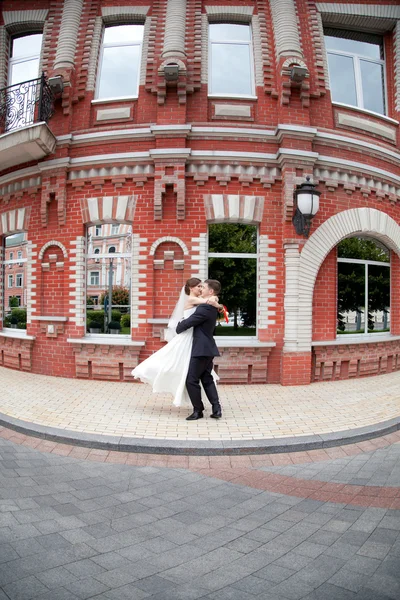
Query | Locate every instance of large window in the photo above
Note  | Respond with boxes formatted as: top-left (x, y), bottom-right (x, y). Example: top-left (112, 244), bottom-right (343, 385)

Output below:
top-left (337, 237), bottom-right (390, 335)
top-left (325, 30), bottom-right (385, 115)
top-left (208, 223), bottom-right (257, 337)
top-left (86, 224), bottom-right (132, 335)
top-left (3, 233), bottom-right (28, 330)
top-left (96, 25), bottom-right (144, 100)
top-left (209, 23), bottom-right (254, 97)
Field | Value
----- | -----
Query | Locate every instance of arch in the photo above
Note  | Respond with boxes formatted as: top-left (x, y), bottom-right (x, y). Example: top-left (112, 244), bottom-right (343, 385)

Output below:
top-left (287, 208), bottom-right (400, 352)
top-left (149, 236), bottom-right (189, 256)
top-left (38, 240), bottom-right (68, 260)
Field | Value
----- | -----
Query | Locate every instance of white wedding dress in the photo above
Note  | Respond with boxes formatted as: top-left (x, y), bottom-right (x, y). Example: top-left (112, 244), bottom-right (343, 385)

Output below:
top-left (132, 307), bottom-right (196, 406)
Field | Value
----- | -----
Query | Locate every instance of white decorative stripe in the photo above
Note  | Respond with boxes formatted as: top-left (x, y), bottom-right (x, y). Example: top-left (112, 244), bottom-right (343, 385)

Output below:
top-left (86, 16), bottom-right (102, 92)
top-left (131, 234), bottom-right (147, 328)
top-left (101, 6), bottom-right (150, 19)
top-left (116, 196), bottom-right (129, 220)
top-left (87, 198), bottom-right (99, 222)
top-left (102, 196), bottom-right (113, 220)
top-left (54, 0), bottom-right (83, 69)
top-left (252, 15), bottom-right (264, 88)
top-left (140, 17), bottom-right (151, 86)
top-left (3, 9), bottom-right (48, 25)
top-left (191, 233), bottom-right (208, 281)
top-left (316, 3), bottom-right (400, 19)
top-left (285, 208), bottom-right (400, 353)
top-left (259, 236), bottom-right (277, 328)
top-left (269, 0), bottom-right (302, 58)
top-left (26, 241), bottom-right (35, 324)
top-left (162, 0), bottom-right (186, 58)
top-left (149, 237), bottom-right (189, 256)
top-left (0, 208), bottom-right (27, 235)
top-left (38, 241), bottom-right (68, 260)
top-left (82, 196), bottom-right (136, 224)
top-left (69, 237), bottom-right (86, 327)
top-left (205, 6), bottom-right (254, 20)
top-left (206, 194), bottom-right (265, 223)
top-left (395, 23), bottom-right (400, 112)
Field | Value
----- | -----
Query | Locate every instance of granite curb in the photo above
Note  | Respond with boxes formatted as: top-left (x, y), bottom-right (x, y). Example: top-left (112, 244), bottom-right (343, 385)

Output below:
top-left (1, 411), bottom-right (400, 455)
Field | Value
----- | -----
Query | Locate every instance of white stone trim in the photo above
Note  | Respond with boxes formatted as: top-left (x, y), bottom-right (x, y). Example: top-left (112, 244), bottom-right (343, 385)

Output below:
top-left (162, 0), bottom-right (186, 59)
top-left (191, 233), bottom-right (208, 281)
top-left (269, 0), bottom-right (302, 58)
top-left (336, 111), bottom-right (396, 142)
top-left (258, 236), bottom-right (276, 328)
top-left (54, 0), bottom-right (83, 69)
top-left (149, 237), bottom-right (189, 256)
top-left (316, 3), bottom-right (400, 22)
top-left (131, 234), bottom-right (147, 328)
top-left (284, 208), bottom-right (400, 353)
top-left (69, 237), bottom-right (86, 327)
top-left (3, 9), bottom-right (48, 26)
top-left (252, 15), bottom-right (264, 88)
top-left (86, 7), bottom-right (150, 92)
top-left (26, 241), bottom-right (36, 323)
top-left (395, 22), bottom-right (400, 112)
top-left (0, 245), bottom-right (3, 322)
top-left (205, 5), bottom-right (254, 20)
top-left (38, 240), bottom-right (68, 260)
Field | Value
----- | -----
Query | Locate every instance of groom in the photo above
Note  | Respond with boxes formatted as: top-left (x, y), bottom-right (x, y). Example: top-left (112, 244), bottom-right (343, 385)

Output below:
top-left (176, 279), bottom-right (222, 421)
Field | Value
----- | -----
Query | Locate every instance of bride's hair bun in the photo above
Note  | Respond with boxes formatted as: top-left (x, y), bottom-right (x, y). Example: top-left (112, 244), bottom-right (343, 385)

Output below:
top-left (185, 277), bottom-right (201, 295)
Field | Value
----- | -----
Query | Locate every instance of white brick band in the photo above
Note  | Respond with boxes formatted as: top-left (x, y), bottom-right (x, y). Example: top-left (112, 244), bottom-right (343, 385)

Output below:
top-left (54, 0), bottom-right (83, 69)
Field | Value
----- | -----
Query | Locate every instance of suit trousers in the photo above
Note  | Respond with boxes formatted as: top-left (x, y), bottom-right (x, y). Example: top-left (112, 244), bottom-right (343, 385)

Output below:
top-left (186, 356), bottom-right (220, 413)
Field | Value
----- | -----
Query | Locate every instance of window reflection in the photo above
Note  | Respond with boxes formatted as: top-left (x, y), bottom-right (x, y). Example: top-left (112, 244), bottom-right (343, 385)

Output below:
top-left (209, 23), bottom-right (254, 96)
top-left (3, 233), bottom-right (28, 330)
top-left (86, 224), bottom-right (132, 334)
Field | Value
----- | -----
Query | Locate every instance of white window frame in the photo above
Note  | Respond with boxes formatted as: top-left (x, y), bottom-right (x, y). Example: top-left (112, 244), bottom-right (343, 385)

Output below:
top-left (95, 24), bottom-right (144, 101)
top-left (337, 256), bottom-right (391, 337)
top-left (16, 273), bottom-right (23, 287)
top-left (89, 271), bottom-right (100, 286)
top-left (8, 274), bottom-right (13, 288)
top-left (8, 33), bottom-right (42, 86)
top-left (208, 22), bottom-right (255, 99)
top-left (95, 225), bottom-right (102, 236)
top-left (325, 32), bottom-right (387, 116)
top-left (111, 224), bottom-right (119, 235)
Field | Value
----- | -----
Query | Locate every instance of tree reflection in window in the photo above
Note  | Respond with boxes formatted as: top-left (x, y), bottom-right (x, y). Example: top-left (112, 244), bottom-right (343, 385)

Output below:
top-left (337, 237), bottom-right (390, 334)
top-left (208, 223), bottom-right (257, 336)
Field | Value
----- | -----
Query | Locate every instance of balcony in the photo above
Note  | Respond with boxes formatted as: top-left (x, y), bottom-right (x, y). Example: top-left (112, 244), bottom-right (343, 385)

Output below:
top-left (0, 75), bottom-right (57, 171)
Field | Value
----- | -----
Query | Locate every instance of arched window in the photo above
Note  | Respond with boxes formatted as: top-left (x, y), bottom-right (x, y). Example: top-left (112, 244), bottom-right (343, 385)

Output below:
top-left (337, 237), bottom-right (390, 335)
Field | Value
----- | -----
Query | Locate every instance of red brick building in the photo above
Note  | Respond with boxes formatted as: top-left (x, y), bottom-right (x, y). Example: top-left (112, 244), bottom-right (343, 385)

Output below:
top-left (0, 0), bottom-right (399, 385)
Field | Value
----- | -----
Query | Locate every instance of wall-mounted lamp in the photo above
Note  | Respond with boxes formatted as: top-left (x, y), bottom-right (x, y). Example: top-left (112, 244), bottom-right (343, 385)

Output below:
top-left (290, 65), bottom-right (307, 83)
top-left (47, 75), bottom-right (64, 95)
top-left (292, 176), bottom-right (320, 238)
top-left (164, 64), bottom-right (179, 82)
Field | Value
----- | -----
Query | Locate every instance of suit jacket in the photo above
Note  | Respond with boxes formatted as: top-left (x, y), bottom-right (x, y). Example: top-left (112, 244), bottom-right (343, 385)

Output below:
top-left (176, 304), bottom-right (220, 358)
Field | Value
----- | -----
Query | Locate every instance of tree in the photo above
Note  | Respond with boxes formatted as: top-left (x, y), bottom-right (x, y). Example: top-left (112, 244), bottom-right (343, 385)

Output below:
top-left (208, 224), bottom-right (257, 328)
top-left (99, 286), bottom-right (129, 310)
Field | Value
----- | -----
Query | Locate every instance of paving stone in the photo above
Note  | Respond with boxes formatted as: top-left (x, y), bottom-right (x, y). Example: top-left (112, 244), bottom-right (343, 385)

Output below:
top-left (357, 541), bottom-right (392, 560)
top-left (269, 574), bottom-right (316, 599)
top-left (36, 565), bottom-right (78, 589)
top-left (64, 576), bottom-right (111, 599)
top-left (255, 564), bottom-right (297, 583)
top-left (2, 574), bottom-right (49, 600)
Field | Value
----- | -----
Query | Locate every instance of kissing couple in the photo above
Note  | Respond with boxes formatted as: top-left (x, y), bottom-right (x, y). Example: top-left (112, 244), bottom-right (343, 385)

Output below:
top-left (132, 278), bottom-right (223, 421)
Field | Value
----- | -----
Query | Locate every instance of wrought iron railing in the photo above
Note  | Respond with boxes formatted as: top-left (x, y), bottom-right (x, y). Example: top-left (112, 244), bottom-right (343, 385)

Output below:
top-left (0, 73), bottom-right (55, 133)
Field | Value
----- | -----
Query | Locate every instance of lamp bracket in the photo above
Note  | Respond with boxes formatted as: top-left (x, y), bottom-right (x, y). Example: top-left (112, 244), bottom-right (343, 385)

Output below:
top-left (292, 207), bottom-right (312, 238)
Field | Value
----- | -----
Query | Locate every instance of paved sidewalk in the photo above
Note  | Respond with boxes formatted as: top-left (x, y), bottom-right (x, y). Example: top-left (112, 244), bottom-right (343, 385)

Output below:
top-left (0, 430), bottom-right (399, 600)
top-left (0, 368), bottom-right (400, 453)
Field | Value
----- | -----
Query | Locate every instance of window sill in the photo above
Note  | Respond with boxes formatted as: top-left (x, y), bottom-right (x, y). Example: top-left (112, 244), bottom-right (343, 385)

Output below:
top-left (313, 334), bottom-right (400, 346)
top-left (208, 94), bottom-right (258, 101)
top-left (67, 336), bottom-right (145, 346)
top-left (216, 338), bottom-right (276, 348)
top-left (0, 329), bottom-right (35, 340)
top-left (332, 102), bottom-right (399, 126)
top-left (32, 316), bottom-right (68, 322)
top-left (91, 97), bottom-right (138, 105)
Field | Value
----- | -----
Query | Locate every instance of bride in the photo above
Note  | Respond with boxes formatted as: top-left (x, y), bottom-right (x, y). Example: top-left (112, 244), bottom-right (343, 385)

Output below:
top-left (132, 278), bottom-right (221, 406)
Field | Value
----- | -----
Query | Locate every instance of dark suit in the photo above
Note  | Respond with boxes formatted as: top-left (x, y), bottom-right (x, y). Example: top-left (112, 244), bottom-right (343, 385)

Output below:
top-left (176, 304), bottom-right (221, 413)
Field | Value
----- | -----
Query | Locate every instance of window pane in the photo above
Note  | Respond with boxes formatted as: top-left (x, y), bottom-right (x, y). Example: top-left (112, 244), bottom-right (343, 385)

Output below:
top-left (360, 60), bottom-right (385, 114)
top-left (327, 53), bottom-right (357, 106)
top-left (209, 223), bottom-right (257, 253)
top-left (209, 23), bottom-right (251, 42)
top-left (98, 45), bottom-right (141, 98)
top-left (210, 43), bottom-right (252, 95)
top-left (338, 237), bottom-right (389, 262)
top-left (338, 262), bottom-right (365, 334)
top-left (12, 34), bottom-right (43, 58)
top-left (3, 232), bottom-right (27, 330)
top-left (209, 257), bottom-right (256, 336)
top-left (87, 225), bottom-right (131, 334)
top-left (325, 35), bottom-right (382, 59)
top-left (368, 265), bottom-right (390, 332)
top-left (103, 25), bottom-right (143, 45)
top-left (9, 58), bottom-right (40, 85)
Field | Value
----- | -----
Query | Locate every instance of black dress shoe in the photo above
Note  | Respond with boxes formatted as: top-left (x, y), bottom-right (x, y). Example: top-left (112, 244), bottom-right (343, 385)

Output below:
top-left (210, 410), bottom-right (222, 419)
top-left (186, 411), bottom-right (203, 421)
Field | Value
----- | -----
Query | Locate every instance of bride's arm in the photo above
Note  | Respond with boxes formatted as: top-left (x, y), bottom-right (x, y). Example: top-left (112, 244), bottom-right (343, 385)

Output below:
top-left (185, 295), bottom-right (221, 309)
